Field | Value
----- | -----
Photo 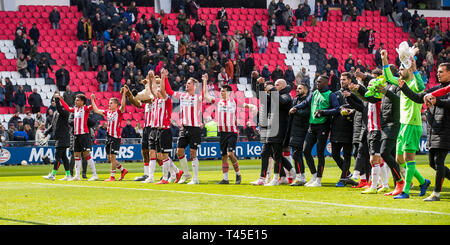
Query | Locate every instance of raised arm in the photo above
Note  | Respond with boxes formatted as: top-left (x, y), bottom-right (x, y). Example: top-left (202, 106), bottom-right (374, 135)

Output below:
top-left (120, 87), bottom-right (127, 113)
top-left (57, 95), bottom-right (75, 113)
top-left (90, 94), bottom-right (105, 116)
top-left (202, 73), bottom-right (214, 103)
top-left (381, 50), bottom-right (399, 86)
top-left (160, 68), bottom-right (168, 99)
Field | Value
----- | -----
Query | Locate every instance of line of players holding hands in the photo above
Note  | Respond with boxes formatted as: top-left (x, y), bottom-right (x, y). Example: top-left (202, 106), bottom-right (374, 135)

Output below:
top-left (43, 49), bottom-right (450, 201)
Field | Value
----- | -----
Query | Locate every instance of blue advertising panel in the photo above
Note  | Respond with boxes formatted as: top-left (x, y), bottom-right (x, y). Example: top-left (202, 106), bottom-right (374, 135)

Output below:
top-left (0, 138), bottom-right (431, 165)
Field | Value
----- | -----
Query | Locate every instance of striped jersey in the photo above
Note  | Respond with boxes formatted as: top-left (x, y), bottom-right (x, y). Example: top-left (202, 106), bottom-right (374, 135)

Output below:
top-left (141, 102), bottom-right (153, 128)
top-left (214, 97), bottom-right (238, 133)
top-left (154, 97), bottom-right (172, 129)
top-left (102, 109), bottom-right (123, 138)
top-left (60, 99), bottom-right (92, 135)
top-left (173, 92), bottom-right (203, 127)
top-left (367, 101), bottom-right (381, 132)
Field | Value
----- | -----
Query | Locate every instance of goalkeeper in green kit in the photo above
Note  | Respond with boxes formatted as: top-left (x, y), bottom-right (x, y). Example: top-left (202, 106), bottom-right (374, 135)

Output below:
top-left (381, 49), bottom-right (431, 199)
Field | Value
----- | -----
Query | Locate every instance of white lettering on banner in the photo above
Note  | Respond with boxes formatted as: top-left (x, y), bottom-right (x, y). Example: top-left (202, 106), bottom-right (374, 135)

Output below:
top-left (235, 146), bottom-right (243, 156)
top-left (29, 148), bottom-right (54, 162)
top-left (93, 147), bottom-right (106, 159)
top-left (419, 140), bottom-right (429, 153)
top-left (198, 145), bottom-right (218, 157)
top-left (118, 146), bottom-right (135, 159)
top-left (246, 144), bottom-right (262, 156)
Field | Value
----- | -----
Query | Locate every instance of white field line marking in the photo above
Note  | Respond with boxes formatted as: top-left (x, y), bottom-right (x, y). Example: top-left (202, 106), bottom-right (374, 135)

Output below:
top-left (32, 183), bottom-right (450, 216)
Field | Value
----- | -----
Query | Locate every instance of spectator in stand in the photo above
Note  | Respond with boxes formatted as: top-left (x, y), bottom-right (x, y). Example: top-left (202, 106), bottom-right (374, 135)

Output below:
top-left (4, 78), bottom-right (14, 107)
top-left (192, 20), bottom-right (204, 42)
top-left (26, 54), bottom-right (36, 78)
top-left (49, 7), bottom-right (61, 30)
top-left (419, 66), bottom-right (429, 86)
top-left (45, 109), bottom-right (53, 129)
top-left (217, 67), bottom-right (229, 88)
top-left (355, 60), bottom-right (366, 73)
top-left (374, 42), bottom-right (384, 68)
top-left (229, 35), bottom-right (237, 59)
top-left (6, 123), bottom-right (16, 142)
top-left (28, 88), bottom-right (43, 114)
top-left (103, 27), bottom-right (112, 44)
top-left (244, 30), bottom-right (254, 54)
top-left (383, 0), bottom-right (395, 23)
top-left (14, 85), bottom-right (26, 113)
top-left (23, 111), bottom-right (34, 127)
top-left (261, 64), bottom-right (271, 81)
top-left (186, 0), bottom-right (199, 20)
top-left (28, 23), bottom-right (39, 46)
top-left (284, 65), bottom-right (295, 87)
top-left (367, 29), bottom-right (375, 54)
top-left (322, 1), bottom-right (329, 21)
top-left (295, 4), bottom-right (305, 26)
top-left (9, 112), bottom-right (21, 129)
top-left (17, 54), bottom-right (28, 78)
top-left (402, 7), bottom-right (411, 33)
top-left (96, 122), bottom-right (107, 143)
top-left (216, 7), bottom-right (227, 20)
top-left (135, 122), bottom-right (143, 138)
top-left (245, 121), bottom-right (257, 141)
top-left (329, 70), bottom-right (340, 92)
top-left (37, 55), bottom-right (52, 79)
top-left (289, 33), bottom-right (299, 53)
top-left (13, 125), bottom-right (28, 142)
top-left (358, 27), bottom-right (368, 49)
top-left (121, 119), bottom-right (137, 143)
top-left (237, 34), bottom-right (246, 59)
top-left (341, 0), bottom-right (351, 22)
top-left (55, 64), bottom-right (70, 92)
top-left (218, 16), bottom-right (229, 37)
top-left (314, 2), bottom-right (324, 22)
top-left (81, 44), bottom-right (90, 71)
top-left (77, 17), bottom-right (85, 41)
top-left (394, 0), bottom-right (406, 27)
top-left (364, 0), bottom-right (376, 11)
top-left (0, 81), bottom-right (5, 106)
top-left (35, 111), bottom-right (45, 125)
top-left (225, 58), bottom-right (234, 83)
top-left (35, 123), bottom-right (48, 146)
top-left (350, 6), bottom-right (358, 21)
top-left (259, 34), bottom-right (268, 54)
top-left (344, 53), bottom-right (355, 72)
top-left (90, 46), bottom-right (99, 72)
top-left (24, 123), bottom-right (35, 141)
top-left (252, 20), bottom-right (264, 49)
top-left (63, 86), bottom-right (76, 107)
top-left (110, 63), bottom-right (123, 92)
top-left (327, 54), bottom-right (339, 77)
top-left (209, 20), bottom-right (219, 39)
top-left (271, 65), bottom-right (284, 82)
top-left (221, 35), bottom-right (230, 57)
top-left (282, 4), bottom-right (294, 27)
top-left (14, 30), bottom-right (25, 57)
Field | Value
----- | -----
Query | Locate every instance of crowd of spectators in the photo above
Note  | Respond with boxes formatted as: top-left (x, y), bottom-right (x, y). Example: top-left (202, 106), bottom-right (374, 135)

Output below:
top-left (2, 0), bottom-right (450, 146)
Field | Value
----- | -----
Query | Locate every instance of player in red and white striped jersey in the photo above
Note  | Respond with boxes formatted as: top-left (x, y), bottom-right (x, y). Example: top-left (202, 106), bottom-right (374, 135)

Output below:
top-left (170, 76), bottom-right (204, 184)
top-left (59, 94), bottom-right (98, 181)
top-left (149, 69), bottom-right (183, 184)
top-left (202, 74), bottom-right (257, 184)
top-left (91, 88), bottom-right (128, 182)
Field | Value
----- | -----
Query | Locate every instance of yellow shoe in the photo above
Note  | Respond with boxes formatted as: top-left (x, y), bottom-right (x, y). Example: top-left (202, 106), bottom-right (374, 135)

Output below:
top-left (377, 187), bottom-right (390, 194)
top-left (361, 188), bottom-right (377, 194)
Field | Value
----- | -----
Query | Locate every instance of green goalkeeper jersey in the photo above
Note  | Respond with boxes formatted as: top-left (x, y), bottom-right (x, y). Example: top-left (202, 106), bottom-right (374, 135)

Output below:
top-left (383, 65), bottom-right (425, 126)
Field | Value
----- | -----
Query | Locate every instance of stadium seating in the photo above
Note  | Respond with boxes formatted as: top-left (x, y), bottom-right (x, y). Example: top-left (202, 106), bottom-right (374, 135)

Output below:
top-left (0, 5), bottom-right (449, 129)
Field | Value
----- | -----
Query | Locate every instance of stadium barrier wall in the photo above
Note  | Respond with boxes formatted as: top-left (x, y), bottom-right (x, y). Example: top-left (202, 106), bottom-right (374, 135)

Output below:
top-left (0, 138), bottom-right (431, 165)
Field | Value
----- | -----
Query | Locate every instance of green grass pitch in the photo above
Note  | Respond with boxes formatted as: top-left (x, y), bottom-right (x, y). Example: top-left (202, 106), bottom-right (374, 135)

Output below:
top-left (1, 155), bottom-right (449, 225)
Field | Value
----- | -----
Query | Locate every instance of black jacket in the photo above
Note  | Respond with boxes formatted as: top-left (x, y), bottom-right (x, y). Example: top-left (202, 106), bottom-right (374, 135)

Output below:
top-left (259, 84), bottom-right (292, 144)
top-left (400, 83), bottom-right (450, 150)
top-left (55, 68), bottom-right (70, 88)
top-left (330, 89), bottom-right (354, 144)
top-left (286, 94), bottom-right (310, 147)
top-left (362, 75), bottom-right (401, 140)
top-left (45, 97), bottom-right (70, 147)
